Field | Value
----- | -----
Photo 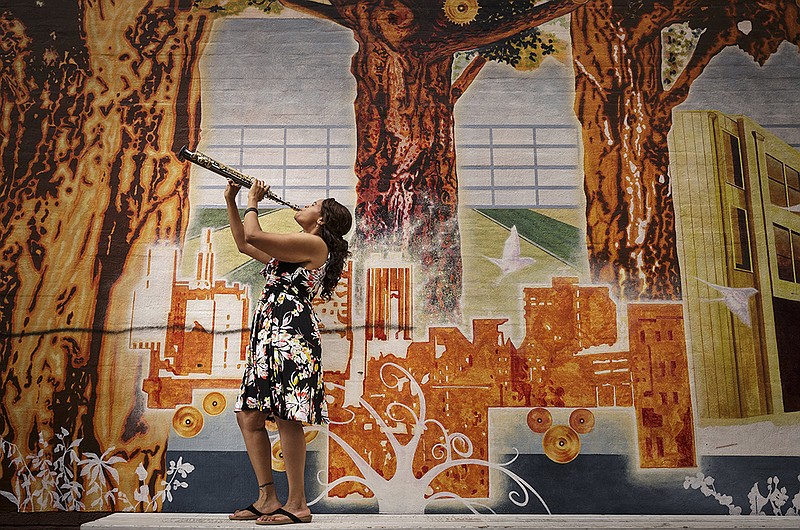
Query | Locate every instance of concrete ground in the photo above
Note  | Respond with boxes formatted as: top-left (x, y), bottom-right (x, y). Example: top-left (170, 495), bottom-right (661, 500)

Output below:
top-left (0, 511), bottom-right (110, 529)
top-left (78, 513), bottom-right (800, 530)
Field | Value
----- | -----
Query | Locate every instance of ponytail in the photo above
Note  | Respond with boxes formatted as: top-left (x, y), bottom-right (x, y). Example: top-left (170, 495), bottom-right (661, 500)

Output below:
top-left (318, 199), bottom-right (352, 300)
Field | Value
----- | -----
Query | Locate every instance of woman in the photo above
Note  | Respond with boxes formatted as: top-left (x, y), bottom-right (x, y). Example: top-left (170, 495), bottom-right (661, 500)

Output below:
top-left (225, 179), bottom-right (352, 525)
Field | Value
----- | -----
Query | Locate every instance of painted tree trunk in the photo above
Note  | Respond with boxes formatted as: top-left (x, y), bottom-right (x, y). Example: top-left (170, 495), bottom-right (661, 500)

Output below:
top-left (0, 2), bottom-right (210, 510)
top-left (571, 4), bottom-right (681, 301)
top-left (350, 33), bottom-right (462, 322)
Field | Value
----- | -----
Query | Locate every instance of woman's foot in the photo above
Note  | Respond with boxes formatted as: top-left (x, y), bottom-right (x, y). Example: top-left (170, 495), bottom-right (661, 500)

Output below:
top-left (229, 500), bottom-right (283, 521)
top-left (228, 503), bottom-right (264, 521)
top-left (229, 482), bottom-right (282, 521)
top-left (255, 505), bottom-right (312, 525)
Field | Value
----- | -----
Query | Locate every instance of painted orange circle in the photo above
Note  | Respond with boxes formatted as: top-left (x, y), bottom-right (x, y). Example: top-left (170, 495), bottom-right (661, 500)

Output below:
top-left (526, 407), bottom-right (553, 434)
top-left (264, 419), bottom-right (279, 432)
top-left (202, 392), bottom-right (227, 416)
top-left (172, 406), bottom-right (204, 438)
top-left (271, 440), bottom-right (286, 472)
top-left (304, 429), bottom-right (318, 444)
top-left (542, 425), bottom-right (581, 464)
top-left (269, 429), bottom-right (317, 472)
top-left (569, 408), bottom-right (595, 434)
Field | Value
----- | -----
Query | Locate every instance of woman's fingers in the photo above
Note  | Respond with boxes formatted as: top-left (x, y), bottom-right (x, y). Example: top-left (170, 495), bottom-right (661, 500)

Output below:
top-left (224, 179), bottom-right (241, 200)
top-left (256, 179), bottom-right (271, 194)
top-left (248, 179), bottom-right (270, 202)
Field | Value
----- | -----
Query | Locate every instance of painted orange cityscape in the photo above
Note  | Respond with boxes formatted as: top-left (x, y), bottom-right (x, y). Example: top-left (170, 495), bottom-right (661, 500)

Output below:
top-left (131, 229), bottom-right (695, 501)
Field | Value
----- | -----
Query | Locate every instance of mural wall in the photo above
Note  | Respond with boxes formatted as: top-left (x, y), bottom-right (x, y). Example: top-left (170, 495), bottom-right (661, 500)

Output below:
top-left (2, 0), bottom-right (800, 516)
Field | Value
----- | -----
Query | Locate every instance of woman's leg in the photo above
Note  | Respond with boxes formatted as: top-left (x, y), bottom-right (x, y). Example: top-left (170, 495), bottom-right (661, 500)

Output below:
top-left (232, 410), bottom-right (282, 518)
top-left (259, 417), bottom-right (311, 522)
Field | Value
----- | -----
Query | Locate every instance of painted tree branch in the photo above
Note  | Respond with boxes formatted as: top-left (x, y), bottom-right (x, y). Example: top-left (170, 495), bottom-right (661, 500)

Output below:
top-left (278, 0), bottom-right (347, 27)
top-left (443, 0), bottom-right (588, 53)
top-left (631, 0), bottom-right (703, 36)
top-left (658, 0), bottom-right (800, 107)
top-left (662, 21), bottom-right (740, 107)
top-left (451, 55), bottom-right (486, 102)
top-left (736, 2), bottom-right (800, 65)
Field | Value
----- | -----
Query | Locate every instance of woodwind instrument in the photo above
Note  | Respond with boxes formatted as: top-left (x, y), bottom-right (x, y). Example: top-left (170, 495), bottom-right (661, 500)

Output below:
top-left (177, 145), bottom-right (302, 211)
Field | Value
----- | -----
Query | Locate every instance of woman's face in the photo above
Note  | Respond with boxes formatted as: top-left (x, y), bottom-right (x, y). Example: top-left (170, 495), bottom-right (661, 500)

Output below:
top-left (294, 199), bottom-right (325, 229)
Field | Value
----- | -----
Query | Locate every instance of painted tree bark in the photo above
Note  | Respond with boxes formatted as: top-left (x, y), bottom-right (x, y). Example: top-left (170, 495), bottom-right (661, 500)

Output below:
top-left (0, 1), bottom-right (211, 510)
top-left (281, 0), bottom-right (586, 321)
top-left (348, 10), bottom-right (462, 320)
top-left (571, 0), bottom-right (800, 301)
top-left (571, 3), bottom-right (680, 301)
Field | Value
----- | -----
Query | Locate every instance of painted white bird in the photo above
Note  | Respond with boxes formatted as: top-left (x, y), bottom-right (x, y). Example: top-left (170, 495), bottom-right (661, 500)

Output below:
top-left (485, 225), bottom-right (535, 282)
top-left (696, 277), bottom-right (758, 327)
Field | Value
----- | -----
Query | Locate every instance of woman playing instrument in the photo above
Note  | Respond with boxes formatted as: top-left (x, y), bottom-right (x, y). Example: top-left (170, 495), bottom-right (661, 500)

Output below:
top-left (225, 179), bottom-right (352, 525)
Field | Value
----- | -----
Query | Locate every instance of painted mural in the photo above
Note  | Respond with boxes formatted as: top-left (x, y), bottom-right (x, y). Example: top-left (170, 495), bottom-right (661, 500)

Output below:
top-left (1, 0), bottom-right (800, 518)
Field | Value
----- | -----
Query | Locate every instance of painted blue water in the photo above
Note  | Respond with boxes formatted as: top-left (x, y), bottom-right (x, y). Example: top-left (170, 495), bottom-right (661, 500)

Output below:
top-left (162, 451), bottom-right (800, 515)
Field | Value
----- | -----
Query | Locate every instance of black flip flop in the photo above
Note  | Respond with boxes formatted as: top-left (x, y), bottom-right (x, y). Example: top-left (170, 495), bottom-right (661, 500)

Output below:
top-left (255, 507), bottom-right (312, 525)
top-left (228, 503), bottom-right (266, 521)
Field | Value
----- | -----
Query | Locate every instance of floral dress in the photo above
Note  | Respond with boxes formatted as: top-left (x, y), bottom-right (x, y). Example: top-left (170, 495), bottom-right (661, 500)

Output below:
top-left (234, 258), bottom-right (329, 425)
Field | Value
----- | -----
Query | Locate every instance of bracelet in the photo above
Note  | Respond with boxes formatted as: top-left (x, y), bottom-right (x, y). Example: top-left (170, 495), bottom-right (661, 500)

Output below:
top-left (243, 207), bottom-right (258, 218)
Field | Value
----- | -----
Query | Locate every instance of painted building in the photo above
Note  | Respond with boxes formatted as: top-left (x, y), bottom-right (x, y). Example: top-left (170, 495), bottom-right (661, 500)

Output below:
top-left (670, 111), bottom-right (800, 419)
top-left (133, 237), bottom-right (696, 508)
top-left (133, 229), bottom-right (250, 409)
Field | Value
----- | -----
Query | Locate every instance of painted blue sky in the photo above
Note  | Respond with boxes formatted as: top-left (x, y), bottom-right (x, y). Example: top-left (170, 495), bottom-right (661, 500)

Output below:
top-left (194, 16), bottom-right (800, 209)
top-left (200, 17), bottom-right (800, 134)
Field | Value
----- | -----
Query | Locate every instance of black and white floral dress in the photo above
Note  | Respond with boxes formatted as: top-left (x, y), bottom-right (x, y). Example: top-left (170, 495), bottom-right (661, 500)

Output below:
top-left (235, 258), bottom-right (329, 425)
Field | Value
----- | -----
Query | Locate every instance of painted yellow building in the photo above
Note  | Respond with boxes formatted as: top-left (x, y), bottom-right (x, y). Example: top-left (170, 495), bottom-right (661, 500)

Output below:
top-left (669, 111), bottom-right (800, 421)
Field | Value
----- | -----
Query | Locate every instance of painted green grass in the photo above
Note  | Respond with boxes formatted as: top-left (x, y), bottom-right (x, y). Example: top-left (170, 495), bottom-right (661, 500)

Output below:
top-left (186, 207), bottom-right (583, 286)
top-left (474, 208), bottom-right (583, 268)
top-left (226, 259), bottom-right (267, 294)
top-left (186, 207), bottom-right (277, 239)
top-left (186, 207), bottom-right (278, 292)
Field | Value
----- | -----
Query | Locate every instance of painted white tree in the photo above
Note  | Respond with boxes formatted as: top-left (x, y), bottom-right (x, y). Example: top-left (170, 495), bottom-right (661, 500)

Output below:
top-left (309, 362), bottom-right (549, 514)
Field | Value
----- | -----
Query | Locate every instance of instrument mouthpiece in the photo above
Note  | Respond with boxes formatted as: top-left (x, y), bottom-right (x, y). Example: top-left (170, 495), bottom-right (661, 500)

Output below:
top-left (177, 145), bottom-right (189, 161)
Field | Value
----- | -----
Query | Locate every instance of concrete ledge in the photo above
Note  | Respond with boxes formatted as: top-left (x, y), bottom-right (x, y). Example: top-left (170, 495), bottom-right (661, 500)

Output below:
top-left (80, 513), bottom-right (800, 530)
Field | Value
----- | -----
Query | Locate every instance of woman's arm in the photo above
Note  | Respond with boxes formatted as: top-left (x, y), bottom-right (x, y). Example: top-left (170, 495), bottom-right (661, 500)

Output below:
top-left (243, 181), bottom-right (328, 268)
top-left (225, 181), bottom-right (273, 264)
top-left (243, 229), bottom-right (328, 266)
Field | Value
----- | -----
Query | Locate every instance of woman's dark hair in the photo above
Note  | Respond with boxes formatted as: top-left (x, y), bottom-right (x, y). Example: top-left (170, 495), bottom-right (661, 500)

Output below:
top-left (318, 198), bottom-right (353, 300)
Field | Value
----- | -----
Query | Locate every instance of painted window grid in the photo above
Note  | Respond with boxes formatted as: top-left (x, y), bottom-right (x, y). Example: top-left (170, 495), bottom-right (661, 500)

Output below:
top-left (722, 130), bottom-right (744, 189)
top-left (773, 223), bottom-right (800, 283)
top-left (764, 143), bottom-right (800, 209)
top-left (193, 124), bottom-right (581, 209)
top-left (731, 207), bottom-right (752, 272)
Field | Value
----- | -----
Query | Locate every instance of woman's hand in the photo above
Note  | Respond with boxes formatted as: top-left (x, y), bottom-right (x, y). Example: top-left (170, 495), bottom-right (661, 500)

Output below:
top-left (224, 179), bottom-right (241, 202)
top-left (247, 179), bottom-right (270, 207)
